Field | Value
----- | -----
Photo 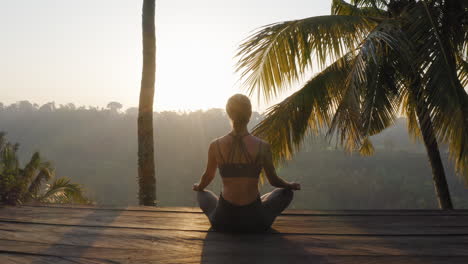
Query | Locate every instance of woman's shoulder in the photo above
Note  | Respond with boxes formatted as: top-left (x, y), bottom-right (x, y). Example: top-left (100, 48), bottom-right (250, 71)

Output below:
top-left (209, 134), bottom-right (270, 146)
top-left (208, 134), bottom-right (229, 148)
top-left (250, 135), bottom-right (270, 148)
top-left (210, 134), bottom-right (228, 144)
top-left (248, 134), bottom-right (265, 142)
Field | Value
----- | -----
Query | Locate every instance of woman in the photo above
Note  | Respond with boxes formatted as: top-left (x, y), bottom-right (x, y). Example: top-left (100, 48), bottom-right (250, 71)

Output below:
top-left (193, 94), bottom-right (301, 232)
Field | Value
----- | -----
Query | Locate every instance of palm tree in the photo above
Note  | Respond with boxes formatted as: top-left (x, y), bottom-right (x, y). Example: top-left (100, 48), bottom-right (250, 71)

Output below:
top-left (138, 0), bottom-right (157, 206)
top-left (0, 132), bottom-right (89, 205)
top-left (236, 0), bottom-right (468, 209)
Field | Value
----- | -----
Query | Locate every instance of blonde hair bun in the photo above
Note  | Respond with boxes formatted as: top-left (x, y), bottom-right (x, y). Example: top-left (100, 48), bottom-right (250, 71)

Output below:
top-left (226, 94), bottom-right (252, 126)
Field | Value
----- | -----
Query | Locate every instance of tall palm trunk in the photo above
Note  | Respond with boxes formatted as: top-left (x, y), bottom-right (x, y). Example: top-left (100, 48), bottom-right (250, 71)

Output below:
top-left (414, 99), bottom-right (453, 210)
top-left (138, 0), bottom-right (156, 206)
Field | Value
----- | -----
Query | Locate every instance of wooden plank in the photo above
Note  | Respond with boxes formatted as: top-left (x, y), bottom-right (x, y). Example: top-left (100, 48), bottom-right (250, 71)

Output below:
top-left (1, 207), bottom-right (468, 235)
top-left (1, 222), bottom-right (468, 256)
top-left (0, 253), bottom-right (110, 264)
top-left (2, 217), bottom-right (467, 236)
top-left (5, 205), bottom-right (468, 220)
top-left (8, 205), bottom-right (468, 216)
top-left (4, 206), bottom-right (468, 223)
top-left (1, 206), bottom-right (468, 264)
top-left (0, 233), bottom-right (467, 258)
top-left (199, 255), bottom-right (468, 264)
top-left (2, 252), bottom-right (467, 264)
top-left (1, 234), bottom-right (468, 263)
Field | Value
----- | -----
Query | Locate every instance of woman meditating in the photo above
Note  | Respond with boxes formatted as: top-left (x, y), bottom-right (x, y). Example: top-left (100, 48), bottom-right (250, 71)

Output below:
top-left (193, 94), bottom-right (301, 232)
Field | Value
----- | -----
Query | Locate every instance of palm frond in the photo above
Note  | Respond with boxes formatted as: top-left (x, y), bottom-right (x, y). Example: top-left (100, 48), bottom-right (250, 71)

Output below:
top-left (22, 152), bottom-right (41, 182)
top-left (423, 55), bottom-right (468, 180)
top-left (27, 166), bottom-right (54, 200)
top-left (329, 20), bottom-right (410, 152)
top-left (350, 0), bottom-right (388, 9)
top-left (359, 137), bottom-right (375, 156)
top-left (360, 51), bottom-right (401, 137)
top-left (40, 177), bottom-right (89, 204)
top-left (400, 86), bottom-right (422, 141)
top-left (408, 0), bottom-right (468, 180)
top-left (327, 54), bottom-right (363, 152)
top-left (332, 0), bottom-right (386, 17)
top-left (252, 53), bottom-right (355, 163)
top-left (1, 143), bottom-right (19, 173)
top-left (458, 54), bottom-right (468, 87)
top-left (236, 15), bottom-right (377, 101)
top-left (462, 2), bottom-right (468, 56)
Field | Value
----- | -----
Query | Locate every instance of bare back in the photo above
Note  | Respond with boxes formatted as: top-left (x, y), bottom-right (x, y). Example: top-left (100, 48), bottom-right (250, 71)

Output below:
top-left (215, 134), bottom-right (264, 205)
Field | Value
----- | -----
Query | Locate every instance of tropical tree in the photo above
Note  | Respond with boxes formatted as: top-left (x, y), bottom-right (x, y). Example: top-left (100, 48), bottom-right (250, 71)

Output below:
top-left (107, 101), bottom-right (123, 112)
top-left (0, 132), bottom-right (89, 205)
top-left (236, 0), bottom-right (468, 209)
top-left (138, 0), bottom-right (157, 205)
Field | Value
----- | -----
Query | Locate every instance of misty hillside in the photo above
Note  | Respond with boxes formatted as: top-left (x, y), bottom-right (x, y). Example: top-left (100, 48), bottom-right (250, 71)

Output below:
top-left (1, 101), bottom-right (467, 209)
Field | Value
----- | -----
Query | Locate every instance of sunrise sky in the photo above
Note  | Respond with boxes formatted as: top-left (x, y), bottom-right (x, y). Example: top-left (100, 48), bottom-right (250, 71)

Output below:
top-left (1, 0), bottom-right (331, 112)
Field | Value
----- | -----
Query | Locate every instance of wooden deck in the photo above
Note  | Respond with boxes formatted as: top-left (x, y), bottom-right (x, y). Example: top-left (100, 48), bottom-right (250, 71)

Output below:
top-left (1, 205), bottom-right (467, 263)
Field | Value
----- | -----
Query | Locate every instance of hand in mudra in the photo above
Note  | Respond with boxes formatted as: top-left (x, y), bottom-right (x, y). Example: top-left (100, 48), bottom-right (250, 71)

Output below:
top-left (288, 182), bottom-right (301, 190)
top-left (192, 183), bottom-right (202, 192)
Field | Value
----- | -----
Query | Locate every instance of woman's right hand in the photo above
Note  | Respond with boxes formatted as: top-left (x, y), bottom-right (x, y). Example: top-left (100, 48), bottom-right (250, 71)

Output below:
top-left (288, 182), bottom-right (301, 190)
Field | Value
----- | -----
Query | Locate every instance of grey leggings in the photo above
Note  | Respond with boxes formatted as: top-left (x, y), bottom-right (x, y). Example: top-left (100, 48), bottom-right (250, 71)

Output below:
top-left (197, 188), bottom-right (293, 231)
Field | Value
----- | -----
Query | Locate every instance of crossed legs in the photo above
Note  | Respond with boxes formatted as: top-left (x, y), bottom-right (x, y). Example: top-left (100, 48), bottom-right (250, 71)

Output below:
top-left (197, 190), bottom-right (218, 217)
top-left (196, 188), bottom-right (293, 224)
top-left (261, 188), bottom-right (294, 225)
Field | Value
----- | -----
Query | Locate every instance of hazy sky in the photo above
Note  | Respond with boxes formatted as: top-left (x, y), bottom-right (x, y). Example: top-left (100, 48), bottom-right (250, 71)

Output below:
top-left (1, 0), bottom-right (331, 111)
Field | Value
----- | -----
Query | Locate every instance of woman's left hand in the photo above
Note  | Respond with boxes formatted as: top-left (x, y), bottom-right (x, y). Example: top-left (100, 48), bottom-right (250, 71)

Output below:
top-left (288, 182), bottom-right (301, 190)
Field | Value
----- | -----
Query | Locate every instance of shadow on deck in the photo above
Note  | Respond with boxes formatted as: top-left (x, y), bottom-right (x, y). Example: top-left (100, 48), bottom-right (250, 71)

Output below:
top-left (0, 205), bottom-right (467, 263)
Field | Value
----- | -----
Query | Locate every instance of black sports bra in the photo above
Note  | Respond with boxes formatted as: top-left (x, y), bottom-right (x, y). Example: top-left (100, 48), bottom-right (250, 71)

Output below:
top-left (216, 133), bottom-right (262, 178)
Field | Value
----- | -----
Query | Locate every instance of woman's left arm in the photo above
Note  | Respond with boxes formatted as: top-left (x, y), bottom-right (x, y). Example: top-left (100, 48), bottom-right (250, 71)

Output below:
top-left (193, 142), bottom-right (217, 191)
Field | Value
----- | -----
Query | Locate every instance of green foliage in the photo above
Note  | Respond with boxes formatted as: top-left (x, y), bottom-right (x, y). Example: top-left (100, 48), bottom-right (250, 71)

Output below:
top-left (0, 133), bottom-right (90, 205)
top-left (236, 0), bottom-right (468, 183)
top-left (252, 54), bottom-right (354, 162)
top-left (40, 177), bottom-right (89, 204)
top-left (236, 15), bottom-right (376, 101)
top-left (333, 0), bottom-right (386, 17)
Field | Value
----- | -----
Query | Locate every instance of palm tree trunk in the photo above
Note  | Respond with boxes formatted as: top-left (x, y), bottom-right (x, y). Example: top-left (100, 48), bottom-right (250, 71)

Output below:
top-left (415, 104), bottom-right (453, 210)
top-left (138, 0), bottom-right (156, 206)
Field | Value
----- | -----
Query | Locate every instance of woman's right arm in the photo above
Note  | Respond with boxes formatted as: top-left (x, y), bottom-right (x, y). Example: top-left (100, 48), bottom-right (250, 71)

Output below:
top-left (263, 143), bottom-right (301, 190)
top-left (193, 141), bottom-right (217, 191)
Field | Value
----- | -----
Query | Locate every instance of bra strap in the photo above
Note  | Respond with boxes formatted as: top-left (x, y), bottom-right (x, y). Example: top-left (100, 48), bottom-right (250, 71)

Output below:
top-left (227, 133), bottom-right (254, 164)
top-left (239, 137), bottom-right (253, 163)
top-left (216, 139), bottom-right (226, 164)
top-left (254, 141), bottom-right (263, 164)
